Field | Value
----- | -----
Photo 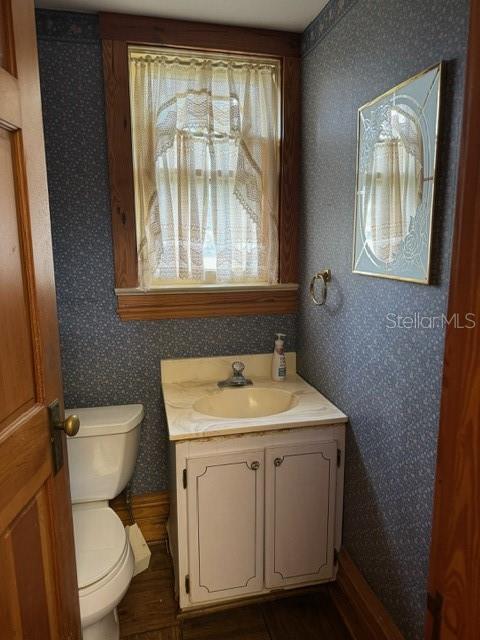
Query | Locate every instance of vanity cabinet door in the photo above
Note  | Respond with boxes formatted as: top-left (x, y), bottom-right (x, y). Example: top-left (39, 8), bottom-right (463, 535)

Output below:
top-left (264, 441), bottom-right (338, 589)
top-left (186, 450), bottom-right (264, 603)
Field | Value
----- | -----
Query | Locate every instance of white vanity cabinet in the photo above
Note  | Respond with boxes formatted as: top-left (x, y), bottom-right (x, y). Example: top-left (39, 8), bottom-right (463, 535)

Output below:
top-left (186, 449), bottom-right (265, 603)
top-left (168, 424), bottom-right (345, 611)
top-left (264, 440), bottom-right (338, 589)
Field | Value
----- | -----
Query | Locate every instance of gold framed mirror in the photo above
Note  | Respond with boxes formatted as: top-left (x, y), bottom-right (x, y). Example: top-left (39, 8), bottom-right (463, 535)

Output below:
top-left (352, 63), bottom-right (442, 284)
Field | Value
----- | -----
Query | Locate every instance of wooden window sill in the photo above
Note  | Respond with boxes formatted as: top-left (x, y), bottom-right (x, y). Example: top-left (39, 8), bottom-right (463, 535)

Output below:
top-left (115, 284), bottom-right (298, 320)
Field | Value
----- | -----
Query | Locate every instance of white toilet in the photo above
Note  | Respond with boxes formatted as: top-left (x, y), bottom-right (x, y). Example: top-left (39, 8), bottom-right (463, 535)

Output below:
top-left (66, 404), bottom-right (144, 640)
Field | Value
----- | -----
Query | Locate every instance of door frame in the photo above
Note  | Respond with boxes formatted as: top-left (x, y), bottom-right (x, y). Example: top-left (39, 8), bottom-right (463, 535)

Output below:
top-left (426, 1), bottom-right (480, 637)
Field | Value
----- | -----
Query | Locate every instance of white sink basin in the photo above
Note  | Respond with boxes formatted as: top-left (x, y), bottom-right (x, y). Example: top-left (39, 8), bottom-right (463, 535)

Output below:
top-left (193, 387), bottom-right (297, 419)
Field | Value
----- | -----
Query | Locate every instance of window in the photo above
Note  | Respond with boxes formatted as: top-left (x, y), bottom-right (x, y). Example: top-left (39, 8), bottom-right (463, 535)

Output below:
top-left (129, 48), bottom-right (281, 289)
top-left (101, 13), bottom-right (300, 319)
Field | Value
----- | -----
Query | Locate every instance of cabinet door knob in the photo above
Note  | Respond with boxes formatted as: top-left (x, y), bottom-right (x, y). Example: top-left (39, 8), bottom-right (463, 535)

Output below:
top-left (274, 457), bottom-right (284, 467)
top-left (250, 461), bottom-right (260, 471)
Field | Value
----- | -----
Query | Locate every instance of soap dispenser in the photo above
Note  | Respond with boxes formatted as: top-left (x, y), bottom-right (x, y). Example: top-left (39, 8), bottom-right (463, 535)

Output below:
top-left (271, 333), bottom-right (287, 381)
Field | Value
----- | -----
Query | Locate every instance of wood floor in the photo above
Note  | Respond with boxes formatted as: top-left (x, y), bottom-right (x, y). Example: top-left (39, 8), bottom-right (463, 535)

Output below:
top-left (118, 544), bottom-right (352, 640)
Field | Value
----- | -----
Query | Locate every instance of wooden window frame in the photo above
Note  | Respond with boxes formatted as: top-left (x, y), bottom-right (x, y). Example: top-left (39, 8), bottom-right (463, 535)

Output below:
top-left (100, 12), bottom-right (300, 320)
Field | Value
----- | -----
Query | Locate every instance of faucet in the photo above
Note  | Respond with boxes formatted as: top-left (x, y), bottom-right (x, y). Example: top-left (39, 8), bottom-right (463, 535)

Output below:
top-left (218, 361), bottom-right (253, 388)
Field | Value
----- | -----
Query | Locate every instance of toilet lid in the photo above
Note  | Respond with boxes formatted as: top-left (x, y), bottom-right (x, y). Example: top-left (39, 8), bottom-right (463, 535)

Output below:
top-left (73, 507), bottom-right (127, 589)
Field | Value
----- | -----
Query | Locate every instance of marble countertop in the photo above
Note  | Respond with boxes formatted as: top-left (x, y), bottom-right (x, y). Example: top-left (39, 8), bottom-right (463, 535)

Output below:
top-left (161, 353), bottom-right (347, 441)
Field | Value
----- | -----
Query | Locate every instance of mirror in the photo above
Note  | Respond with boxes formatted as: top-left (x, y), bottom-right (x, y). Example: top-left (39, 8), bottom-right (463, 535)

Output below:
top-left (352, 63), bottom-right (442, 284)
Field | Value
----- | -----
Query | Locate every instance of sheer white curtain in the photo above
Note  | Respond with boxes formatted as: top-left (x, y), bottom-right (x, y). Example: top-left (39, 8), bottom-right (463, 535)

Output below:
top-left (129, 49), bottom-right (280, 288)
top-left (365, 107), bottom-right (423, 263)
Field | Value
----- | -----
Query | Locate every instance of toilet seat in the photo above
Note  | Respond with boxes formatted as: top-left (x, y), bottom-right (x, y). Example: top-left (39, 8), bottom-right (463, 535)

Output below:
top-left (73, 506), bottom-right (127, 588)
top-left (73, 506), bottom-right (135, 631)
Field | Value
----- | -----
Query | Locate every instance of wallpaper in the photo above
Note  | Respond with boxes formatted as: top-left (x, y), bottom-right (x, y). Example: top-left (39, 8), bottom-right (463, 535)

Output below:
top-left (35, 10), bottom-right (296, 495)
top-left (299, 0), bottom-right (468, 638)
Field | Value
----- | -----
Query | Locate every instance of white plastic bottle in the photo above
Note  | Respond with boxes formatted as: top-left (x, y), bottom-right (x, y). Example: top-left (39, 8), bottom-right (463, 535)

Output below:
top-left (271, 333), bottom-right (287, 381)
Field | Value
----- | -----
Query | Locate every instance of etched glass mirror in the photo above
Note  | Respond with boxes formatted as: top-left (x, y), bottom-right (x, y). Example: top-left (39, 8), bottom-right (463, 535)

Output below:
top-left (352, 63), bottom-right (442, 283)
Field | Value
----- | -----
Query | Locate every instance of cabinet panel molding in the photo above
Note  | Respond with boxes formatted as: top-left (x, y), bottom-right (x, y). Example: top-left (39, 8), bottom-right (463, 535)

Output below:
top-left (186, 450), bottom-right (265, 603)
top-left (265, 441), bottom-right (338, 589)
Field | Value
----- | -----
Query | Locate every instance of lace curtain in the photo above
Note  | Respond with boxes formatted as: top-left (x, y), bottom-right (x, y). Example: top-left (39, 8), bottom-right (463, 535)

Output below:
top-left (365, 106), bottom-right (423, 263)
top-left (129, 49), bottom-right (280, 287)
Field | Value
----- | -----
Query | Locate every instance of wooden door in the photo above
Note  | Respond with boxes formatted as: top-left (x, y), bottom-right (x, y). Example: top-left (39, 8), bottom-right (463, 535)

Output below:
top-left (0, 1), bottom-right (81, 639)
top-left (186, 450), bottom-right (264, 604)
top-left (265, 441), bottom-right (338, 589)
top-left (425, 2), bottom-right (480, 638)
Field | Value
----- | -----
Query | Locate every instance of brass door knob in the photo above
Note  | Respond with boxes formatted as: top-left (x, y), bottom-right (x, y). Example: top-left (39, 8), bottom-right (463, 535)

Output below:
top-left (56, 414), bottom-right (80, 437)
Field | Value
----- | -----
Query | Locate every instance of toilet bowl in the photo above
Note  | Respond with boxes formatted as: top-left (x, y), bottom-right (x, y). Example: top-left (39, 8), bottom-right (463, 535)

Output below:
top-left (66, 404), bottom-right (144, 640)
top-left (74, 504), bottom-right (134, 640)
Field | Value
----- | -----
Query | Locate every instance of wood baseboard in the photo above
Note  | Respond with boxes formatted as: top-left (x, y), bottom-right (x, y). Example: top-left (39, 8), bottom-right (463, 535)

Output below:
top-left (329, 549), bottom-right (404, 640)
top-left (110, 490), bottom-right (169, 544)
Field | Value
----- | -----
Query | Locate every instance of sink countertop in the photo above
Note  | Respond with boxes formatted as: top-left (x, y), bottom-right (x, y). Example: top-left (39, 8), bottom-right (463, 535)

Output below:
top-left (161, 353), bottom-right (347, 441)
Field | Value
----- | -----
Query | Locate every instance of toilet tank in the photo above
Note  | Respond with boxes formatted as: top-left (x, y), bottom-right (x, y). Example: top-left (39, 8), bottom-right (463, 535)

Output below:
top-left (66, 404), bottom-right (144, 504)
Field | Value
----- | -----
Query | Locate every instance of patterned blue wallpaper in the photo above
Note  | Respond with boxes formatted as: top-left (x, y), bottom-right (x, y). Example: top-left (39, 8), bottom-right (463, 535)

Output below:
top-left (35, 10), bottom-right (296, 495)
top-left (299, 1), bottom-right (468, 638)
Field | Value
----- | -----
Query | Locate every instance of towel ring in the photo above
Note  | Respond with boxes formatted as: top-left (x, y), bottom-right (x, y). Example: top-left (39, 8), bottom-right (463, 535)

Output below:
top-left (309, 269), bottom-right (331, 306)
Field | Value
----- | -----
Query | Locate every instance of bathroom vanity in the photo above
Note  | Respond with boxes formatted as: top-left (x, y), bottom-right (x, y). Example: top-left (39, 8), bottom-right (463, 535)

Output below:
top-left (161, 353), bottom-right (347, 611)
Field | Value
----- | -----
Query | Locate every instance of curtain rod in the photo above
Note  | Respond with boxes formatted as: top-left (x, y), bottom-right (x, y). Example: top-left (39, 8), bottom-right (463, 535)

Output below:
top-left (129, 46), bottom-right (279, 70)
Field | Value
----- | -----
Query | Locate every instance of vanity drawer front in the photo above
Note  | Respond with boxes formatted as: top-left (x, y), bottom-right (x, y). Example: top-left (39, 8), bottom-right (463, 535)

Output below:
top-left (186, 450), bottom-right (264, 603)
top-left (264, 441), bottom-right (338, 589)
